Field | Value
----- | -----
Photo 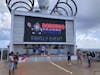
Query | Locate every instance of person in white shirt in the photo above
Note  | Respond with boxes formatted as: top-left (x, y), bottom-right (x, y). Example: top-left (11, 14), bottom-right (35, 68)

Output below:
top-left (8, 52), bottom-right (15, 75)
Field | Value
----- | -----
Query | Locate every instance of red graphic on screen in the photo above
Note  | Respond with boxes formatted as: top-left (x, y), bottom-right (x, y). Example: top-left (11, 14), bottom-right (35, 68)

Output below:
top-left (42, 23), bottom-right (64, 30)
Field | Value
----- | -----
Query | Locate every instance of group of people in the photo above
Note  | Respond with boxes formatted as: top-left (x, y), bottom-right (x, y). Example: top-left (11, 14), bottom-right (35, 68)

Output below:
top-left (66, 50), bottom-right (95, 68)
top-left (32, 45), bottom-right (46, 55)
top-left (66, 50), bottom-right (82, 65)
top-left (8, 52), bottom-right (19, 75)
top-left (8, 49), bottom-right (95, 75)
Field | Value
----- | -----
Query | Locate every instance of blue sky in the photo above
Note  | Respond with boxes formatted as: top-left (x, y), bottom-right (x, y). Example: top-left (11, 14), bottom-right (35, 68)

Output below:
top-left (0, 0), bottom-right (100, 48)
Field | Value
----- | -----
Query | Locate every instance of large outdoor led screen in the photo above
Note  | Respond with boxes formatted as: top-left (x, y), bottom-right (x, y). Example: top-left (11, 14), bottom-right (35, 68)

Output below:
top-left (24, 16), bottom-right (66, 42)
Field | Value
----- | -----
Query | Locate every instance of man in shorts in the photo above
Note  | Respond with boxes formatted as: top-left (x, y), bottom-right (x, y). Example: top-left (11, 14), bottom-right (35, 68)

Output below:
top-left (8, 52), bottom-right (15, 75)
top-left (76, 50), bottom-right (82, 64)
top-left (87, 52), bottom-right (93, 68)
top-left (67, 51), bottom-right (72, 65)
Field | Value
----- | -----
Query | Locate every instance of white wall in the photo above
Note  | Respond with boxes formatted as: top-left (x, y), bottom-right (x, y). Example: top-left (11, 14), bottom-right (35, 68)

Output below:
top-left (66, 20), bottom-right (74, 44)
top-left (13, 16), bottom-right (25, 42)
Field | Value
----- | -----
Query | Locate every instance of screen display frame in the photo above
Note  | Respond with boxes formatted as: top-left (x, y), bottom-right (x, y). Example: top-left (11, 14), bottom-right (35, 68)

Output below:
top-left (24, 16), bottom-right (66, 43)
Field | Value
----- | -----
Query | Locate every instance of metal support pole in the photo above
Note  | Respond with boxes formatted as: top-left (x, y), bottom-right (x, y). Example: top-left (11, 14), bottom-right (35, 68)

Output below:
top-left (1, 49), bottom-right (3, 61)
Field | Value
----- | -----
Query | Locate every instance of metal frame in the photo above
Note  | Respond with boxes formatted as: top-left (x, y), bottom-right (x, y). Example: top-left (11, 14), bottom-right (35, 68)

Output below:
top-left (50, 0), bottom-right (77, 16)
top-left (6, 0), bottom-right (77, 16)
top-left (6, 0), bottom-right (34, 12)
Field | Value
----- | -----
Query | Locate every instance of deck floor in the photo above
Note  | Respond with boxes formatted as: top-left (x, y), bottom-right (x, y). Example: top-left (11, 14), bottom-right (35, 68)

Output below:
top-left (0, 57), bottom-right (100, 75)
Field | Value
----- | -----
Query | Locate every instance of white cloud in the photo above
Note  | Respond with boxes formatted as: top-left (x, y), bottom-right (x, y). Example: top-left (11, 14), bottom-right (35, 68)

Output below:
top-left (76, 33), bottom-right (100, 48)
top-left (0, 29), bottom-right (10, 40)
top-left (0, 40), bottom-right (10, 48)
top-left (0, 12), bottom-right (11, 29)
